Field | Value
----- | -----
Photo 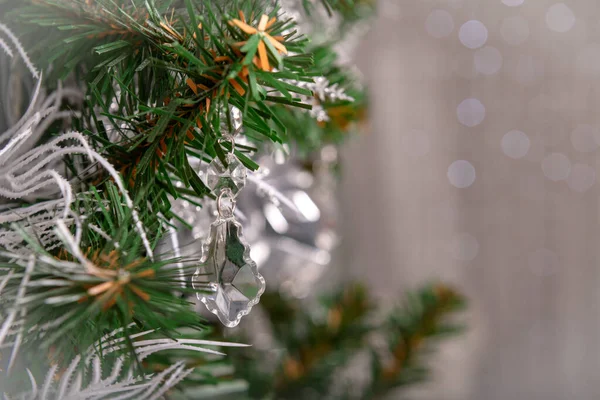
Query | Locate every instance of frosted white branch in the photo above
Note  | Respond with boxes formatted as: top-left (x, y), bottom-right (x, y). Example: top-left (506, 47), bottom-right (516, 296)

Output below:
top-left (168, 220), bottom-right (186, 289)
top-left (0, 23), bottom-right (39, 79)
top-left (0, 86), bottom-right (153, 259)
top-left (0, 37), bottom-right (13, 57)
top-left (0, 255), bottom-right (34, 347)
top-left (10, 326), bottom-right (247, 400)
top-left (0, 73), bottom-right (42, 145)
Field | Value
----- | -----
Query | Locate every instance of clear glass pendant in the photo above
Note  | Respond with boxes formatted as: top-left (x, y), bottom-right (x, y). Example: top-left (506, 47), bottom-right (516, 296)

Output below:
top-left (192, 215), bottom-right (265, 327)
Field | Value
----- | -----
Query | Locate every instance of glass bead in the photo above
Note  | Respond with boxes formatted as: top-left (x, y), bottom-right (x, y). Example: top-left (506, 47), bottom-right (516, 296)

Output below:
top-left (206, 154), bottom-right (246, 196)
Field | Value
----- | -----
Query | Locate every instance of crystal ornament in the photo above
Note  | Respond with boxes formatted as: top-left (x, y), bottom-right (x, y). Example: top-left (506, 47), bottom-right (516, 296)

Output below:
top-left (192, 215), bottom-right (265, 327)
top-left (206, 154), bottom-right (246, 196)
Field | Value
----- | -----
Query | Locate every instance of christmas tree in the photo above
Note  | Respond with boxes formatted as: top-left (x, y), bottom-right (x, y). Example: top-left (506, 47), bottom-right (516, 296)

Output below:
top-left (0, 1), bottom-right (465, 398)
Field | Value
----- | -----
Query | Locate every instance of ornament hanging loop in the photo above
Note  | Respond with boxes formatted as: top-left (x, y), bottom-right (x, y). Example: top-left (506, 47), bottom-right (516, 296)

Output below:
top-left (217, 188), bottom-right (236, 218)
top-left (218, 133), bottom-right (235, 155)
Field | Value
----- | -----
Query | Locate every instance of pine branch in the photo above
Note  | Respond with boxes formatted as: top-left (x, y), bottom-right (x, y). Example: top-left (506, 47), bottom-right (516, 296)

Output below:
top-left (303, 0), bottom-right (375, 21)
top-left (5, 0), bottom-right (365, 210)
top-left (2, 326), bottom-right (247, 400)
top-left (367, 285), bottom-right (466, 397)
top-left (0, 196), bottom-right (203, 367)
top-left (0, 1), bottom-right (374, 397)
top-left (228, 283), bottom-right (465, 400)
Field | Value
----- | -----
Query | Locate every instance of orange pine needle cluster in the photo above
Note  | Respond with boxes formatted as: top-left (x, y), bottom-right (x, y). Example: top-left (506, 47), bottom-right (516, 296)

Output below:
top-left (57, 248), bottom-right (154, 311)
top-left (85, 251), bottom-right (154, 311)
top-left (229, 11), bottom-right (287, 72)
top-left (107, 11), bottom-right (289, 184)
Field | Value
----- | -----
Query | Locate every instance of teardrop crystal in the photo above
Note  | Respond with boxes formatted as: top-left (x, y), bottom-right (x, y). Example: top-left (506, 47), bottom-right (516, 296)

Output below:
top-left (192, 217), bottom-right (265, 327)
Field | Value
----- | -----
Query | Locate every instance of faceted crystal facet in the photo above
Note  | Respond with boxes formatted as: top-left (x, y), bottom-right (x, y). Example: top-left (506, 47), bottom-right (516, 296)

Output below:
top-left (219, 105), bottom-right (243, 133)
top-left (206, 155), bottom-right (246, 195)
top-left (192, 217), bottom-right (265, 327)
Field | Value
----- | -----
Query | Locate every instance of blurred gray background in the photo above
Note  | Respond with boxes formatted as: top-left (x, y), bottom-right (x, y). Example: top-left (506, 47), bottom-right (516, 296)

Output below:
top-left (340, 1), bottom-right (600, 399)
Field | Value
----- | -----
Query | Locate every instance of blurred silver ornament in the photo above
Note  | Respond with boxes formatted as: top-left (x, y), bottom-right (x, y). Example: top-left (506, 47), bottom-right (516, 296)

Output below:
top-left (238, 146), bottom-right (340, 299)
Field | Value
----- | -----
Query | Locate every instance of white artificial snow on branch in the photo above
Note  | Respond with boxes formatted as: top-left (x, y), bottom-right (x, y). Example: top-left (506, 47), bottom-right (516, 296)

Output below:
top-left (0, 22), bottom-right (39, 79)
top-left (0, 24), bottom-right (153, 259)
top-left (3, 323), bottom-right (249, 399)
top-left (283, 76), bottom-right (355, 122)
